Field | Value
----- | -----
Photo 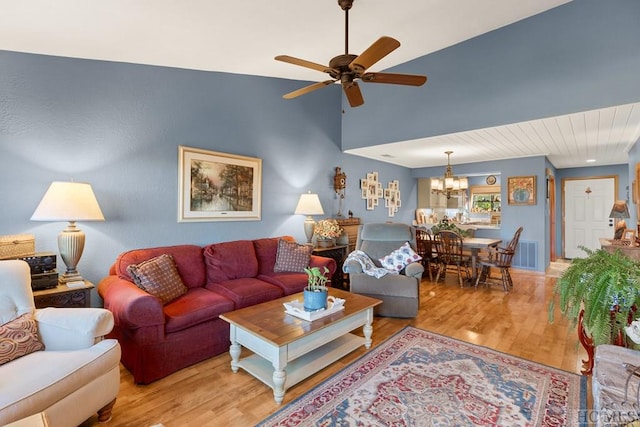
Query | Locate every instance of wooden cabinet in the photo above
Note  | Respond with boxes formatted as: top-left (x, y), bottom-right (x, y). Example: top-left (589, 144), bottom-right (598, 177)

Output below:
top-left (312, 245), bottom-right (348, 289)
top-left (418, 178), bottom-right (462, 209)
top-left (334, 217), bottom-right (360, 253)
top-left (33, 281), bottom-right (94, 308)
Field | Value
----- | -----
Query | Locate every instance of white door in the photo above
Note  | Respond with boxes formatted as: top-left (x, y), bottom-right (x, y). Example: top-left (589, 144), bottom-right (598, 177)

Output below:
top-left (564, 178), bottom-right (616, 258)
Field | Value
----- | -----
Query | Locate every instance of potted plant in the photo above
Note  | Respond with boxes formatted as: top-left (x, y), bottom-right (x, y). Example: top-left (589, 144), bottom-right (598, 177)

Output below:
top-left (303, 266), bottom-right (330, 311)
top-left (431, 218), bottom-right (471, 237)
top-left (548, 246), bottom-right (640, 373)
top-left (314, 219), bottom-right (343, 248)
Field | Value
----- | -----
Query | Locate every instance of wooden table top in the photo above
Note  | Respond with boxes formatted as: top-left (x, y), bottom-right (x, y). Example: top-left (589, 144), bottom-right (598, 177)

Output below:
top-left (220, 288), bottom-right (381, 347)
top-left (462, 237), bottom-right (502, 248)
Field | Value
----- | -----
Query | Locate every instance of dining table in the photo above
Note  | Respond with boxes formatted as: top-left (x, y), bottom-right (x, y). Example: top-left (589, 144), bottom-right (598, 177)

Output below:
top-left (462, 237), bottom-right (502, 280)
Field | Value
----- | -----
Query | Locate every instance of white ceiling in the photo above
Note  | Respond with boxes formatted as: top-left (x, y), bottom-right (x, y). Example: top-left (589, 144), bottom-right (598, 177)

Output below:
top-left (2, 0), bottom-right (639, 169)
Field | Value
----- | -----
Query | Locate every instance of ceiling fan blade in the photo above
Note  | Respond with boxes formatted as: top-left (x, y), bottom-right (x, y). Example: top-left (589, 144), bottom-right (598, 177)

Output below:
top-left (349, 36), bottom-right (401, 74)
top-left (361, 72), bottom-right (427, 86)
top-left (343, 81), bottom-right (364, 107)
top-left (275, 55), bottom-right (336, 74)
top-left (282, 80), bottom-right (336, 99)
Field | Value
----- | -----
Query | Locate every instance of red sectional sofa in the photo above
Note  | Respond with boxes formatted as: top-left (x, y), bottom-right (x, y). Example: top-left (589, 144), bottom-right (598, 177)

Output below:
top-left (98, 236), bottom-right (336, 384)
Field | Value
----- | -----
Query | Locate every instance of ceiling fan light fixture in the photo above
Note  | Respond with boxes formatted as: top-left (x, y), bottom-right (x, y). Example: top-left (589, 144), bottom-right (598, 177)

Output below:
top-left (274, 0), bottom-right (426, 107)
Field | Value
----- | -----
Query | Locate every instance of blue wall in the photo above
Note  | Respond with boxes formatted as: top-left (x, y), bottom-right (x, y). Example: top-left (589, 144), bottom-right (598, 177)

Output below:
top-left (413, 156), bottom-right (549, 269)
top-left (1, 0), bottom-right (638, 304)
top-left (341, 0), bottom-right (640, 149)
top-left (0, 51), bottom-right (416, 303)
top-left (555, 164), bottom-right (629, 256)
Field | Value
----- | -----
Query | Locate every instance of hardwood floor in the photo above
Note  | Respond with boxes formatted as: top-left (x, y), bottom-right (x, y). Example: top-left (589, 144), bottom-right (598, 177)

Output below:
top-left (84, 269), bottom-right (586, 427)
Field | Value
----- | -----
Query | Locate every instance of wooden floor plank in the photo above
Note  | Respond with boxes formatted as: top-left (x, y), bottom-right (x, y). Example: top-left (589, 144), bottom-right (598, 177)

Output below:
top-left (82, 268), bottom-right (587, 426)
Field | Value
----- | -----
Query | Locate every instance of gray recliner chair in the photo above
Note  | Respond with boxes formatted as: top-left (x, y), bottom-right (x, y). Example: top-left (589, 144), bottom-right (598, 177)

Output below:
top-left (345, 223), bottom-right (423, 318)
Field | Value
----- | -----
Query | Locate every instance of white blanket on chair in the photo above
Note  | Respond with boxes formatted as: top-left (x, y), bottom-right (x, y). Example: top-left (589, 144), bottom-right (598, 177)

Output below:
top-left (343, 250), bottom-right (396, 278)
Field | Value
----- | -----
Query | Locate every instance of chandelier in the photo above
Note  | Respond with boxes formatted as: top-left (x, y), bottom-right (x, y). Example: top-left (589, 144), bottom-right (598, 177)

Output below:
top-left (430, 151), bottom-right (468, 199)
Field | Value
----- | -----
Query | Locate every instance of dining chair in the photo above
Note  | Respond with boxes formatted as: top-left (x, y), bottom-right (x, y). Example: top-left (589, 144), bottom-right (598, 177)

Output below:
top-left (475, 226), bottom-right (523, 292)
top-left (433, 230), bottom-right (471, 287)
top-left (415, 227), bottom-right (437, 281)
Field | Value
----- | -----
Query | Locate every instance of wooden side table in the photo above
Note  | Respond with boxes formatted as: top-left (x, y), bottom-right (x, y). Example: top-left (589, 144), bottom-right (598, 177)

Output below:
top-left (312, 245), bottom-right (348, 289)
top-left (33, 281), bottom-right (94, 308)
top-left (334, 217), bottom-right (360, 252)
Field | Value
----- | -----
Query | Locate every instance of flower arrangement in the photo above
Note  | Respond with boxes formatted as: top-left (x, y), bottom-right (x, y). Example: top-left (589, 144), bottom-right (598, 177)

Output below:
top-left (314, 219), bottom-right (343, 239)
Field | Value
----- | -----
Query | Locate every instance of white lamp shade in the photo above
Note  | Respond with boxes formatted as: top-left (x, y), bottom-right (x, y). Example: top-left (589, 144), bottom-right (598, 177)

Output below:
top-left (31, 182), bottom-right (105, 222)
top-left (445, 177), bottom-right (454, 190)
top-left (294, 193), bottom-right (324, 216)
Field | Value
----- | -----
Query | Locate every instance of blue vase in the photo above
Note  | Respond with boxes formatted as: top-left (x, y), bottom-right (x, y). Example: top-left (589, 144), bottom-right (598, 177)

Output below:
top-left (303, 288), bottom-right (328, 311)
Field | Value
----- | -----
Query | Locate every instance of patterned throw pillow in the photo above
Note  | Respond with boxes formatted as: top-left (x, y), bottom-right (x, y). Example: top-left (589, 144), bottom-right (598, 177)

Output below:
top-left (274, 239), bottom-right (313, 272)
top-left (379, 242), bottom-right (422, 272)
top-left (127, 254), bottom-right (188, 304)
top-left (0, 313), bottom-right (44, 366)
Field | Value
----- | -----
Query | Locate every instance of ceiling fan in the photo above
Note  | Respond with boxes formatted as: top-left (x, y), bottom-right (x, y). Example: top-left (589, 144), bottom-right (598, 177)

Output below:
top-left (275, 0), bottom-right (427, 108)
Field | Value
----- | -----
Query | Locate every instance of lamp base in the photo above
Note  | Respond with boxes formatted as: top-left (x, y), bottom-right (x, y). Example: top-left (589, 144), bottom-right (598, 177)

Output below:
top-left (59, 272), bottom-right (84, 284)
top-left (303, 217), bottom-right (316, 244)
top-left (58, 221), bottom-right (86, 284)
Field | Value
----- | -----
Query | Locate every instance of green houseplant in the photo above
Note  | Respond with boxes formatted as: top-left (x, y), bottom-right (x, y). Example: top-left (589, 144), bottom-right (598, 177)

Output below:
top-left (303, 266), bottom-right (330, 311)
top-left (548, 246), bottom-right (640, 371)
top-left (431, 219), bottom-right (471, 237)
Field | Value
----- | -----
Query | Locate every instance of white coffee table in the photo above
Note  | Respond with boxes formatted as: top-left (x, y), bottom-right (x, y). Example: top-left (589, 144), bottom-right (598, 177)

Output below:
top-left (220, 288), bottom-right (381, 403)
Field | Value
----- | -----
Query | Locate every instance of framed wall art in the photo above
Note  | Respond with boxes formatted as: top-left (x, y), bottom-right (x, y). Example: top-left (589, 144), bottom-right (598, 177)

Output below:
top-left (384, 180), bottom-right (401, 217)
top-left (507, 175), bottom-right (536, 205)
top-left (178, 145), bottom-right (262, 222)
top-left (360, 171), bottom-right (382, 211)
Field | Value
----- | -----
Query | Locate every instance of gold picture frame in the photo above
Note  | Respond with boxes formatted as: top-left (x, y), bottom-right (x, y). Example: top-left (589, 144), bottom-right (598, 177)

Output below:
top-left (178, 145), bottom-right (262, 222)
top-left (507, 176), bottom-right (536, 205)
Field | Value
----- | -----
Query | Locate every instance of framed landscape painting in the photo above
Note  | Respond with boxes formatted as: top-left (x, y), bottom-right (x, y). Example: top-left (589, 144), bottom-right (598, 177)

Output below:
top-left (178, 145), bottom-right (262, 222)
top-left (507, 175), bottom-right (536, 205)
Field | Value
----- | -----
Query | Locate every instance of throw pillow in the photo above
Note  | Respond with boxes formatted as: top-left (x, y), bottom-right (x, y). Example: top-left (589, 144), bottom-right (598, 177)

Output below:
top-left (127, 254), bottom-right (188, 304)
top-left (379, 242), bottom-right (422, 272)
top-left (0, 313), bottom-right (44, 366)
top-left (274, 239), bottom-right (313, 273)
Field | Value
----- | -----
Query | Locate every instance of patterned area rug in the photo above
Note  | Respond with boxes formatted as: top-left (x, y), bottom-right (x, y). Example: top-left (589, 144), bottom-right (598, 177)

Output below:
top-left (257, 326), bottom-right (586, 426)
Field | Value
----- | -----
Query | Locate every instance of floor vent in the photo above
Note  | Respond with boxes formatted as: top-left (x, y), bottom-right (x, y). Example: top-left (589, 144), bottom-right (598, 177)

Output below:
top-left (512, 240), bottom-right (538, 270)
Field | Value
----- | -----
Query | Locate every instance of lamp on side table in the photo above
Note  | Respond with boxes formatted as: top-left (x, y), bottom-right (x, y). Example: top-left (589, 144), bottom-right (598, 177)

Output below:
top-left (295, 192), bottom-right (324, 244)
top-left (31, 181), bottom-right (105, 284)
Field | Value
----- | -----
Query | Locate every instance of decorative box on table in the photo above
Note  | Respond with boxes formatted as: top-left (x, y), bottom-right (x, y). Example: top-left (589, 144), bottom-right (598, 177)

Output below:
top-left (0, 234), bottom-right (35, 259)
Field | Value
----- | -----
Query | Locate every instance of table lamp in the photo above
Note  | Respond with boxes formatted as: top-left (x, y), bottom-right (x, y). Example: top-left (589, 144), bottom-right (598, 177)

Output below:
top-left (609, 200), bottom-right (630, 240)
top-left (294, 192), bottom-right (324, 244)
top-left (31, 181), bottom-right (105, 283)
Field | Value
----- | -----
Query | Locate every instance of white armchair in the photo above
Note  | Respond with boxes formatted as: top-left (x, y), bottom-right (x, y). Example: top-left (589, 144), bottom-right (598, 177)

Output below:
top-left (0, 260), bottom-right (121, 426)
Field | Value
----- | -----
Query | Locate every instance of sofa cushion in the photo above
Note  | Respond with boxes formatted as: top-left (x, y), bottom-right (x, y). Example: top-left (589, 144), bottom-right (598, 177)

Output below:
top-left (253, 236), bottom-right (295, 275)
top-left (0, 313), bottom-right (44, 366)
top-left (258, 273), bottom-right (308, 296)
top-left (379, 242), bottom-right (422, 272)
top-left (274, 239), bottom-right (313, 273)
top-left (163, 288), bottom-right (235, 334)
top-left (114, 245), bottom-right (205, 289)
top-left (206, 278), bottom-right (283, 309)
top-left (127, 254), bottom-right (188, 304)
top-left (204, 240), bottom-right (258, 282)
